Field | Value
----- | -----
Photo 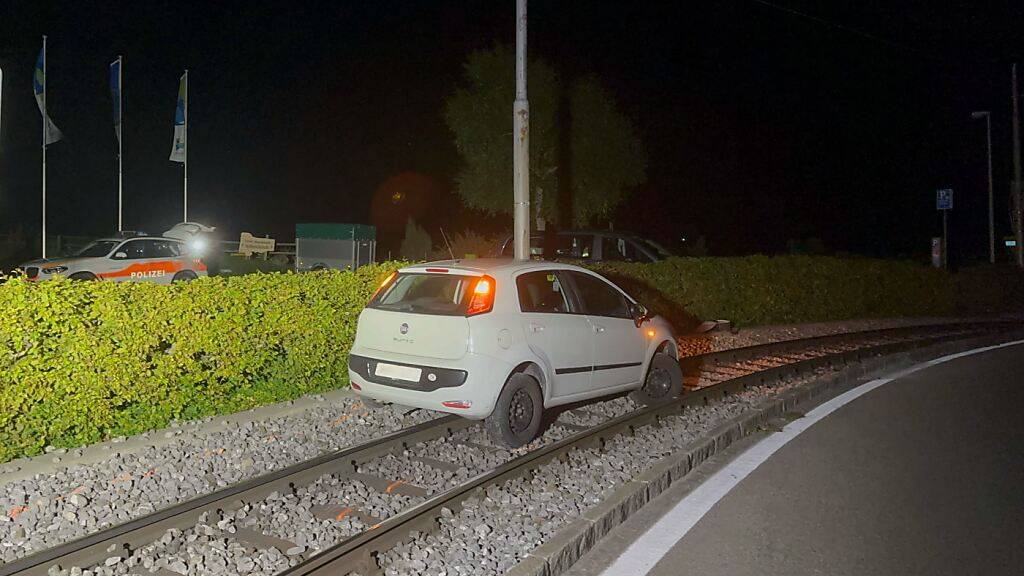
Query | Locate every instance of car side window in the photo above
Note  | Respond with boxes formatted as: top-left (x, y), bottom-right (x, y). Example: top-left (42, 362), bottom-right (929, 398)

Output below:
top-left (568, 272), bottom-right (631, 319)
top-left (517, 271), bottom-right (571, 313)
top-left (602, 237), bottom-right (636, 262)
top-left (146, 240), bottom-right (180, 258)
top-left (116, 240), bottom-right (146, 259)
top-left (555, 235), bottom-right (593, 259)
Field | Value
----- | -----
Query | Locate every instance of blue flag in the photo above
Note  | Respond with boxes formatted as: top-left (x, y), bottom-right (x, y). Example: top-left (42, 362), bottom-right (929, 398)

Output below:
top-left (169, 72), bottom-right (186, 162)
top-left (33, 45), bottom-right (62, 146)
top-left (110, 58), bottom-right (121, 145)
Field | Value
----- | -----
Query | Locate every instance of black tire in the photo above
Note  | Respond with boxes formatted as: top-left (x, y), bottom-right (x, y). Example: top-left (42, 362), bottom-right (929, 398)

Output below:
top-left (172, 270), bottom-right (198, 283)
top-left (629, 352), bottom-right (683, 406)
top-left (68, 272), bottom-right (98, 281)
top-left (485, 373), bottom-right (544, 448)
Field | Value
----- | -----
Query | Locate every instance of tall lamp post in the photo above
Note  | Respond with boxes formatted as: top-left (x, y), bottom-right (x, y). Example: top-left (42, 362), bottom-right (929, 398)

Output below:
top-left (971, 110), bottom-right (995, 263)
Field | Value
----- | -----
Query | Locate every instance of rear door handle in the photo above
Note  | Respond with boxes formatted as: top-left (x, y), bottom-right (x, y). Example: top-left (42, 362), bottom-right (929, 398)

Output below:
top-left (529, 323), bottom-right (545, 333)
top-left (592, 324), bottom-right (606, 333)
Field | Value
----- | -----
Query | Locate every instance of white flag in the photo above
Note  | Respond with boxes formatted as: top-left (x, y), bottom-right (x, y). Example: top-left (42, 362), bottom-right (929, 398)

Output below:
top-left (169, 72), bottom-right (187, 162)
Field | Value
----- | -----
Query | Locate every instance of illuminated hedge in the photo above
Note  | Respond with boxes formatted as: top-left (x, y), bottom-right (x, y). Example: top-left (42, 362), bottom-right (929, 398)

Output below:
top-left (0, 264), bottom-right (402, 463)
top-left (588, 256), bottom-right (959, 327)
top-left (1, 257), bottom-right (1019, 463)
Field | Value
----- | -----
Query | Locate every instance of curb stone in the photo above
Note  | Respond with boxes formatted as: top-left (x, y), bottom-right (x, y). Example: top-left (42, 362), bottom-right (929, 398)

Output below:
top-left (504, 332), bottom-right (1024, 576)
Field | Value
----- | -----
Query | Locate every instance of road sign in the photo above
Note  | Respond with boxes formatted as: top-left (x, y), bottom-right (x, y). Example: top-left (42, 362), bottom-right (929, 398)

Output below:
top-left (936, 189), bottom-right (953, 210)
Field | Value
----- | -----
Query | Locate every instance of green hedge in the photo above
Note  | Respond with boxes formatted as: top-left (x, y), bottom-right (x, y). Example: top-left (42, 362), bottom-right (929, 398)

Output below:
top-left (1, 256), bottom-right (1021, 463)
top-left (587, 256), bottom-right (959, 327)
top-left (0, 264), bottom-right (401, 463)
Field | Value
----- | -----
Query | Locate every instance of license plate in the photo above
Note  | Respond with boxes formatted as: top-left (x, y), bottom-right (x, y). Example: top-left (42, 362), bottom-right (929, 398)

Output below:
top-left (374, 363), bottom-right (422, 382)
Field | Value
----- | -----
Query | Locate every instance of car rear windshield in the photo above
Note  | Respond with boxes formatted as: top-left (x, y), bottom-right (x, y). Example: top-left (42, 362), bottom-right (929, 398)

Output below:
top-left (76, 240), bottom-right (120, 258)
top-left (369, 273), bottom-right (475, 316)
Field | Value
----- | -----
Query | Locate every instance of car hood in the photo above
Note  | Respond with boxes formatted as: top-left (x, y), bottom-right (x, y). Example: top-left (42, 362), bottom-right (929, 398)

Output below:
top-left (19, 257), bottom-right (88, 268)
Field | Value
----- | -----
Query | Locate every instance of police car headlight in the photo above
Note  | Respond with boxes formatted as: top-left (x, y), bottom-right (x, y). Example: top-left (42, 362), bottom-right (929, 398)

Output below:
top-left (42, 265), bottom-right (68, 274)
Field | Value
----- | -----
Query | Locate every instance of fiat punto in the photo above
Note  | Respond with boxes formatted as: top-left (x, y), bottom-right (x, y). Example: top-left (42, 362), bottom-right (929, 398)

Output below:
top-left (348, 259), bottom-right (682, 447)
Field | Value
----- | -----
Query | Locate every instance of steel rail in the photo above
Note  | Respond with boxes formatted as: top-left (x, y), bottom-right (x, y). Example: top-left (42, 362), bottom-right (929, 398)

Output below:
top-left (3, 320), bottom-right (1019, 575)
top-left (281, 322), bottom-right (1023, 575)
top-left (0, 415), bottom-right (468, 576)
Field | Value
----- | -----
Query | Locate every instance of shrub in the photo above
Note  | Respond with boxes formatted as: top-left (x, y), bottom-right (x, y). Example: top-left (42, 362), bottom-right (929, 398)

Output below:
top-left (1, 256), bottom-right (1020, 463)
top-left (587, 256), bottom-right (957, 327)
top-left (0, 264), bottom-right (402, 462)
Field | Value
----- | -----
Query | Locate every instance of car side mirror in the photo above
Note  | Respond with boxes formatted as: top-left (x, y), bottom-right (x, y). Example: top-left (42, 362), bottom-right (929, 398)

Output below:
top-left (630, 302), bottom-right (649, 327)
top-left (112, 252), bottom-right (128, 260)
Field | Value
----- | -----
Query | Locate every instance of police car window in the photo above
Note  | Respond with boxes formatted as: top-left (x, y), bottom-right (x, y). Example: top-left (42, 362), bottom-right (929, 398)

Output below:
top-left (568, 272), bottom-right (631, 319)
top-left (77, 240), bottom-right (120, 258)
top-left (118, 240), bottom-right (146, 259)
top-left (517, 271), bottom-right (570, 313)
top-left (146, 240), bottom-right (180, 258)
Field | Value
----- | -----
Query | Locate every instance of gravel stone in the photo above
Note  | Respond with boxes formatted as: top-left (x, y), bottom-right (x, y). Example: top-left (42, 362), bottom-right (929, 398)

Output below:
top-left (0, 397), bottom-right (439, 564)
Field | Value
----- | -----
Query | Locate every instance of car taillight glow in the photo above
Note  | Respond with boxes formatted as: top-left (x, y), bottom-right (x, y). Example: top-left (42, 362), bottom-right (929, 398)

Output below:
top-left (466, 275), bottom-right (495, 316)
top-left (351, 382), bottom-right (362, 390)
top-left (442, 400), bottom-right (472, 409)
top-left (370, 271), bottom-right (397, 301)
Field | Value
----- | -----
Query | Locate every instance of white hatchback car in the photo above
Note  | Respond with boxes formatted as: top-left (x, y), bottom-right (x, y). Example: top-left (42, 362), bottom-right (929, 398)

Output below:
top-left (348, 259), bottom-right (682, 447)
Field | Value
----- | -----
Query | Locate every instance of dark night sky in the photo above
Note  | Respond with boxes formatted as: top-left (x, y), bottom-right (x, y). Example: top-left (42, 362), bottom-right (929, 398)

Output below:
top-left (1, 1), bottom-right (1023, 260)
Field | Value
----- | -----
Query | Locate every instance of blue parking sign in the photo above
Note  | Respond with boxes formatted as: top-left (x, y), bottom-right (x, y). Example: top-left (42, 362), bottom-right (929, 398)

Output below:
top-left (936, 189), bottom-right (953, 211)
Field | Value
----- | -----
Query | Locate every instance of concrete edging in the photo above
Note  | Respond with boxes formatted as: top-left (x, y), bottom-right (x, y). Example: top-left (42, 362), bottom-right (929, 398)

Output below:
top-left (505, 332), bottom-right (1023, 576)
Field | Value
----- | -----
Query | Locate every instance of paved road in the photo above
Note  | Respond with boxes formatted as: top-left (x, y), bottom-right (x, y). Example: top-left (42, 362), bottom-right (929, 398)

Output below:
top-left (569, 342), bottom-right (1024, 576)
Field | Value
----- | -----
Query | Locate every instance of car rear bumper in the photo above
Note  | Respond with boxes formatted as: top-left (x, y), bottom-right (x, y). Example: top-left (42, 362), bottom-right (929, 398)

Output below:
top-left (347, 347), bottom-right (512, 419)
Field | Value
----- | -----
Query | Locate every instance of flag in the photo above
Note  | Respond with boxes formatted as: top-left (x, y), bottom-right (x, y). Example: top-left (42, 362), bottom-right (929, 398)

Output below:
top-left (169, 72), bottom-right (186, 162)
top-left (33, 46), bottom-right (62, 146)
top-left (109, 58), bottom-right (121, 145)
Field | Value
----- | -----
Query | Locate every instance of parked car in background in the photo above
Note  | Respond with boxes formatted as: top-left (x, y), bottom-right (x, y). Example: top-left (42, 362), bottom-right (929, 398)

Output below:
top-left (348, 258), bottom-right (681, 447)
top-left (18, 223), bottom-right (213, 283)
top-left (497, 230), bottom-right (675, 263)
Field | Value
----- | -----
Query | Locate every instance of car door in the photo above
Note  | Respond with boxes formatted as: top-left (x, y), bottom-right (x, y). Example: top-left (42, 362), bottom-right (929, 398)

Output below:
top-left (146, 239), bottom-right (184, 284)
top-left (98, 239), bottom-right (147, 281)
top-left (515, 270), bottom-right (594, 400)
top-left (566, 271), bottom-right (645, 391)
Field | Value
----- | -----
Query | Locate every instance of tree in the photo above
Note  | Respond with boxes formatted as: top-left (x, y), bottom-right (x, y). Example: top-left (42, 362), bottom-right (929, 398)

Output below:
top-left (399, 218), bottom-right (433, 261)
top-left (445, 45), bottom-right (646, 227)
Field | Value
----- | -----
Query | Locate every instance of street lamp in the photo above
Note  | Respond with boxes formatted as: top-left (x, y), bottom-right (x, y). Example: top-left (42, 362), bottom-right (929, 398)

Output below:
top-left (971, 110), bottom-right (995, 263)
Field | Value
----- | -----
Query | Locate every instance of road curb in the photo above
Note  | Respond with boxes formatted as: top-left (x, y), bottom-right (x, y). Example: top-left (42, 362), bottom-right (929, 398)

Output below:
top-left (505, 331), bottom-right (1024, 576)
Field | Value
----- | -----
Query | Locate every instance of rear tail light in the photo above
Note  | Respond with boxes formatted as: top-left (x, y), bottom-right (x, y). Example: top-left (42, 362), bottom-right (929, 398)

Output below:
top-left (465, 275), bottom-right (495, 316)
top-left (351, 382), bottom-right (362, 390)
top-left (370, 271), bottom-right (397, 302)
top-left (442, 400), bottom-right (472, 409)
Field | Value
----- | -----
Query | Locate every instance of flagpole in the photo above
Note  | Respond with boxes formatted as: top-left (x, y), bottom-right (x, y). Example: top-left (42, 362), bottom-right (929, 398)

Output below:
top-left (117, 55), bottom-right (123, 232)
top-left (41, 35), bottom-right (47, 258)
top-left (183, 69), bottom-right (188, 223)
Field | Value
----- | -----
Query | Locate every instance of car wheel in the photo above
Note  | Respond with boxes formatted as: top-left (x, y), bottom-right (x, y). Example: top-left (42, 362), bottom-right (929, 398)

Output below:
top-left (172, 270), bottom-right (198, 283)
top-left (485, 373), bottom-right (543, 448)
top-left (68, 272), bottom-right (98, 281)
top-left (629, 352), bottom-right (683, 406)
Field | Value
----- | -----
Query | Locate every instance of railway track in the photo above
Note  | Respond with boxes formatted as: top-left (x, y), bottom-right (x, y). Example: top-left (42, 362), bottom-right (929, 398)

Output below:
top-left (3, 320), bottom-right (1020, 576)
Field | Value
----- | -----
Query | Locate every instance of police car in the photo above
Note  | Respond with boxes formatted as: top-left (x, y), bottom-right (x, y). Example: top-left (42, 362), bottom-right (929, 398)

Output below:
top-left (20, 223), bottom-right (213, 284)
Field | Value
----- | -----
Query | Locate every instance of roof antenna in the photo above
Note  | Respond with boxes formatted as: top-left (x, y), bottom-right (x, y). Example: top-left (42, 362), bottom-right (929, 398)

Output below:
top-left (439, 227), bottom-right (455, 260)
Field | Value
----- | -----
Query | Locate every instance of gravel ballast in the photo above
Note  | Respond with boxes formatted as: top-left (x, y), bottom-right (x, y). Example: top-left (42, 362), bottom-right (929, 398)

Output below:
top-left (377, 378), bottom-right (812, 576)
top-left (0, 398), bottom-right (437, 564)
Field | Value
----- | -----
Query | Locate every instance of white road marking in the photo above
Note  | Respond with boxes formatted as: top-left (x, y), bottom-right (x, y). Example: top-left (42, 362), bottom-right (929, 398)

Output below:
top-left (598, 338), bottom-right (1024, 576)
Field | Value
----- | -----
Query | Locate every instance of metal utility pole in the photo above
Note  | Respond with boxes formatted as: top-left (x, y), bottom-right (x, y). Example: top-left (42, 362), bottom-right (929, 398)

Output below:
top-left (512, 0), bottom-right (530, 261)
top-left (1013, 63), bottom-right (1023, 267)
top-left (971, 111), bottom-right (995, 263)
top-left (41, 36), bottom-right (48, 258)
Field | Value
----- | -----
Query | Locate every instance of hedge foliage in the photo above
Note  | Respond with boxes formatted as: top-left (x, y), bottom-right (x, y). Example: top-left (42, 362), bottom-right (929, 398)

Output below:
top-left (587, 256), bottom-right (959, 327)
top-left (1, 256), bottom-right (1021, 463)
top-left (0, 264), bottom-right (402, 463)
